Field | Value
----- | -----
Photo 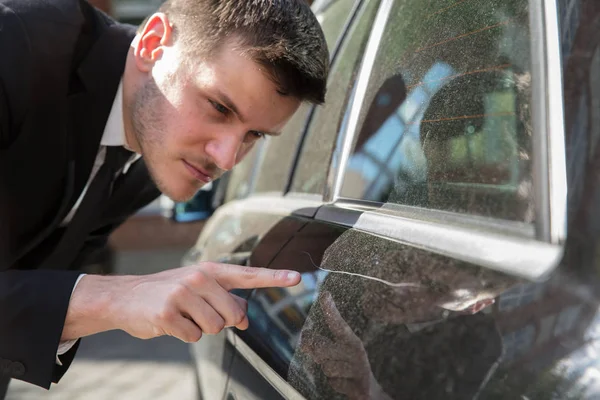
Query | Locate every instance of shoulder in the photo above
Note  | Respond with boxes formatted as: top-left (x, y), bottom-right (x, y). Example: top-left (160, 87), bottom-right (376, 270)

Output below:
top-left (0, 0), bottom-right (83, 26)
top-left (0, 1), bottom-right (79, 143)
top-left (0, 0), bottom-right (118, 148)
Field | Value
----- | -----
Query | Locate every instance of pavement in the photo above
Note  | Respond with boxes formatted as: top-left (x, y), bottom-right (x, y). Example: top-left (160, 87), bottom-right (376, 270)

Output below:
top-left (6, 249), bottom-right (199, 400)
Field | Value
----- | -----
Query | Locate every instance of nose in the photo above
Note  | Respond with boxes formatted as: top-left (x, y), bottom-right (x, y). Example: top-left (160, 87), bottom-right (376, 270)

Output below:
top-left (204, 131), bottom-right (242, 171)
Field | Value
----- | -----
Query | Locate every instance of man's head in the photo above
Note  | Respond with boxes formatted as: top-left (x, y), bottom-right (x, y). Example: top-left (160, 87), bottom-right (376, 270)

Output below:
top-left (122, 0), bottom-right (329, 201)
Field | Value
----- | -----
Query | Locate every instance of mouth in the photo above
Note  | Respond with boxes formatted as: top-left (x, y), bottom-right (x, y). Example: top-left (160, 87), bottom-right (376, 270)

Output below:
top-left (182, 160), bottom-right (212, 183)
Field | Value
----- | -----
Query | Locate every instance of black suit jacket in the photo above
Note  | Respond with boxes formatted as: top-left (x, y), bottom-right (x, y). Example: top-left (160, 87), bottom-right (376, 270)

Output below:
top-left (0, 0), bottom-right (160, 389)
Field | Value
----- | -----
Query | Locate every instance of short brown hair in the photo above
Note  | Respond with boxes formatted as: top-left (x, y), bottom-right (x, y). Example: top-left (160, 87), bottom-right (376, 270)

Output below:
top-left (141, 0), bottom-right (329, 104)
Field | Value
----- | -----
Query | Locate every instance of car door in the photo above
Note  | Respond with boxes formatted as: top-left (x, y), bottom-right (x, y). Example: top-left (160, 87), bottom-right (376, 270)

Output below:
top-left (224, 0), bottom-right (600, 399)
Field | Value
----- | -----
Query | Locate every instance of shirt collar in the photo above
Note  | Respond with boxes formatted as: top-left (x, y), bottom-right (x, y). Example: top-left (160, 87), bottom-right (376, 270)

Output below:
top-left (100, 79), bottom-right (141, 173)
top-left (101, 79), bottom-right (134, 151)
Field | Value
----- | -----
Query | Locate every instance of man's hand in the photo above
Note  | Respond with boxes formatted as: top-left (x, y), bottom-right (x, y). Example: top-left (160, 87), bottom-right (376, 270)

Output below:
top-left (61, 263), bottom-right (301, 343)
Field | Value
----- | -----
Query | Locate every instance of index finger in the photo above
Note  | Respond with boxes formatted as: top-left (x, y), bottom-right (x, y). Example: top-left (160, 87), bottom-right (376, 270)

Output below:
top-left (206, 263), bottom-right (301, 291)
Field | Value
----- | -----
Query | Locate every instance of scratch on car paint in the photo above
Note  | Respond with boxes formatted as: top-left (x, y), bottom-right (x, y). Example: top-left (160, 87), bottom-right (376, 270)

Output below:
top-left (301, 251), bottom-right (424, 289)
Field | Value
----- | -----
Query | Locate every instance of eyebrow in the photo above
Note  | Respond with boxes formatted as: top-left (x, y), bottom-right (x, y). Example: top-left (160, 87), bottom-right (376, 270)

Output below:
top-left (213, 89), bottom-right (282, 137)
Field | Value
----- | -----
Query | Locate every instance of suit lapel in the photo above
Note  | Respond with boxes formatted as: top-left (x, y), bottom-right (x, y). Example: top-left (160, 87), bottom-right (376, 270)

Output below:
top-left (67, 23), bottom-right (136, 212)
top-left (4, 20), bottom-right (136, 268)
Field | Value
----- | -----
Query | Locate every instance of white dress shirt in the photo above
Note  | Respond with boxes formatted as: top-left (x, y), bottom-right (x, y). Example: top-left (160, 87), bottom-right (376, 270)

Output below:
top-left (56, 80), bottom-right (141, 365)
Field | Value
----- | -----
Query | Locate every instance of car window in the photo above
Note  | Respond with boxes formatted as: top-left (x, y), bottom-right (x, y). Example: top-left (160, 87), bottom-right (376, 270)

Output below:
top-left (224, 141), bottom-right (264, 202)
top-left (226, 0), bottom-right (359, 200)
top-left (316, 0), bottom-right (358, 51)
top-left (290, 0), bottom-right (381, 195)
top-left (340, 0), bottom-right (534, 223)
top-left (253, 104), bottom-right (313, 194)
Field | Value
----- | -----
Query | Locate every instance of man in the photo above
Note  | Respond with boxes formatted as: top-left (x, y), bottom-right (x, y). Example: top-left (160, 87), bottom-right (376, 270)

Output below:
top-left (0, 0), bottom-right (329, 395)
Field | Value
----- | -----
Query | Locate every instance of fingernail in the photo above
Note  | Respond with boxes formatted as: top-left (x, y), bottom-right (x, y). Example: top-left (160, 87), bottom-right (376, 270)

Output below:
top-left (287, 271), bottom-right (300, 281)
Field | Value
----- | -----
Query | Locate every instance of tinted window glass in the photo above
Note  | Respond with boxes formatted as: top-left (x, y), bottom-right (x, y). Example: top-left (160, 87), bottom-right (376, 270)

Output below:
top-left (316, 0), bottom-right (358, 51)
top-left (290, 0), bottom-right (381, 195)
top-left (254, 104), bottom-right (312, 194)
top-left (243, 221), bottom-right (554, 400)
top-left (340, 0), bottom-right (534, 222)
top-left (225, 141), bottom-right (264, 202)
top-left (288, 229), bottom-right (517, 400)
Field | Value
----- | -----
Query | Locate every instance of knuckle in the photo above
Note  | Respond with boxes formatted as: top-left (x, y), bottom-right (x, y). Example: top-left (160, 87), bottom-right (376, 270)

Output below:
top-left (187, 270), bottom-right (209, 287)
top-left (199, 261), bottom-right (218, 274)
top-left (154, 307), bottom-right (176, 325)
top-left (272, 269), bottom-right (284, 281)
top-left (168, 283), bottom-right (188, 301)
top-left (232, 307), bottom-right (246, 326)
top-left (206, 317), bottom-right (226, 335)
top-left (242, 266), bottom-right (259, 278)
top-left (233, 308), bottom-right (246, 325)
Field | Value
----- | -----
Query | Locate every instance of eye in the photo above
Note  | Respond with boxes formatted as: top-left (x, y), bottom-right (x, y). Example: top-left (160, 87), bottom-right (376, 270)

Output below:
top-left (244, 130), bottom-right (265, 143)
top-left (209, 100), bottom-right (229, 115)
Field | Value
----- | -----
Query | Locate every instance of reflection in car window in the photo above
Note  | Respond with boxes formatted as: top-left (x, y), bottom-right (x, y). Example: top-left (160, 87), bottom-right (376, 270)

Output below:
top-left (340, 0), bottom-right (534, 222)
top-left (288, 229), bottom-right (520, 400)
top-left (243, 231), bottom-right (598, 399)
top-left (242, 224), bottom-right (520, 400)
top-left (290, 0), bottom-right (381, 195)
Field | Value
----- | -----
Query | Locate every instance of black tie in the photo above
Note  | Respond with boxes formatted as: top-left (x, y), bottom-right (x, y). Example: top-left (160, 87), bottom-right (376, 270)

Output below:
top-left (45, 146), bottom-right (133, 270)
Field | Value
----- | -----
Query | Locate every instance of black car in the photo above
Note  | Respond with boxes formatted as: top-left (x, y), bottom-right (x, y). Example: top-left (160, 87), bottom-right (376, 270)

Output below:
top-left (178, 0), bottom-right (600, 399)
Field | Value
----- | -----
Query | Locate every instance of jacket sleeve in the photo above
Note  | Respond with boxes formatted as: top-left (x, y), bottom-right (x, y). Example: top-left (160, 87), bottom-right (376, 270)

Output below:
top-left (0, 1), bottom-right (86, 389)
top-left (0, 270), bottom-right (82, 388)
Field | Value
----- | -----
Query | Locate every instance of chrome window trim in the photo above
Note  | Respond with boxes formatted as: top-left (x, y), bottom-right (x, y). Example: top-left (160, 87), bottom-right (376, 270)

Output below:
top-left (530, 0), bottom-right (551, 242)
top-left (226, 330), bottom-right (305, 400)
top-left (326, 0), bottom-right (394, 203)
top-left (542, 0), bottom-right (568, 244)
top-left (335, 197), bottom-right (537, 239)
top-left (315, 202), bottom-right (563, 281)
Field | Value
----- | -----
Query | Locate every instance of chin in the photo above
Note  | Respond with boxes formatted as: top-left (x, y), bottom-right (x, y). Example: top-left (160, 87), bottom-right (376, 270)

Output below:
top-left (156, 181), bottom-right (200, 203)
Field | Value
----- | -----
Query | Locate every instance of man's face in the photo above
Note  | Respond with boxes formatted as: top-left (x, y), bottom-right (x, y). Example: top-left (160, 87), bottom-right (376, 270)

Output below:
top-left (126, 29), bottom-right (301, 202)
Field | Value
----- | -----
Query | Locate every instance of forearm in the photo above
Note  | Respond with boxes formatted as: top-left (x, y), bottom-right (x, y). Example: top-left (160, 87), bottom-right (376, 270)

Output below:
top-left (60, 274), bottom-right (137, 341)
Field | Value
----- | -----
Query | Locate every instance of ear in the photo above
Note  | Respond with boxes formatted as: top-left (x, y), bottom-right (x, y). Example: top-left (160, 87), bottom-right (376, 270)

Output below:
top-left (133, 13), bottom-right (173, 72)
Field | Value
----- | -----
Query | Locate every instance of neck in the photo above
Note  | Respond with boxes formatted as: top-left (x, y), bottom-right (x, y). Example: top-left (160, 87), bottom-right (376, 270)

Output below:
top-left (122, 46), bottom-right (143, 154)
